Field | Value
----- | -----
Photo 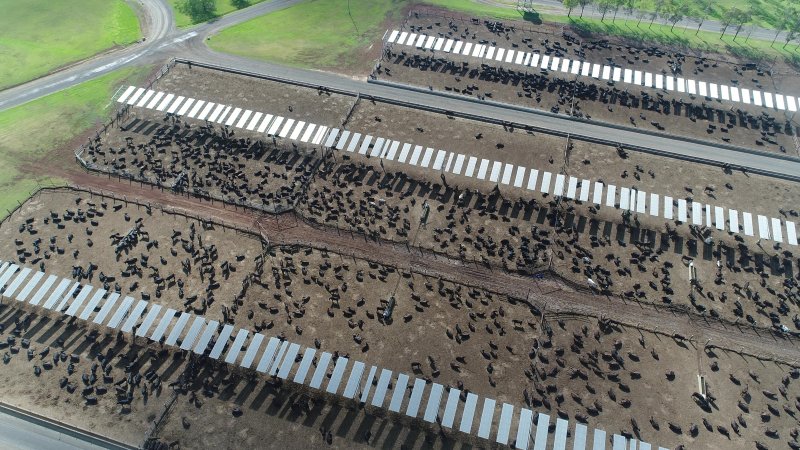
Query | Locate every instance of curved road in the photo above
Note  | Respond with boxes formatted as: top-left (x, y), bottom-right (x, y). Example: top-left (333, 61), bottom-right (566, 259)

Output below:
top-left (0, 0), bottom-right (172, 111)
top-left (0, 0), bottom-right (798, 182)
top-left (0, 0), bottom-right (304, 111)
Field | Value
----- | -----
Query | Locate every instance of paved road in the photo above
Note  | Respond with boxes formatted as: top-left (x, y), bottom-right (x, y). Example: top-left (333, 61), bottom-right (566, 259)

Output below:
top-left (485, 0), bottom-right (795, 51)
top-left (0, 0), bottom-right (303, 111)
top-left (0, 404), bottom-right (133, 450)
top-left (174, 42), bottom-right (800, 181)
top-left (1, 0), bottom-right (799, 181)
top-left (0, 0), bottom-right (172, 111)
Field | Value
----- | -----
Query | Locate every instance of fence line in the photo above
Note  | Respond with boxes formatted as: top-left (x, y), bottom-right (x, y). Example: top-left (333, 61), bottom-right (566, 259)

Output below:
top-left (0, 179), bottom-right (63, 224)
top-left (4, 185), bottom-right (800, 366)
top-left (56, 59), bottom-right (800, 365)
top-left (77, 58), bottom-right (178, 162)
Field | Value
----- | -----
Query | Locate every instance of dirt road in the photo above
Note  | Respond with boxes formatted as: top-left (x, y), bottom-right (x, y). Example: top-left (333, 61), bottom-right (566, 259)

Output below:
top-left (45, 163), bottom-right (800, 366)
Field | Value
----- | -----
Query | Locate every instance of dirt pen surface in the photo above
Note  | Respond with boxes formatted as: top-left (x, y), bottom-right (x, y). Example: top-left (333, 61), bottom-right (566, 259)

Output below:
top-left (84, 63), bottom-right (800, 231)
top-left (343, 96), bottom-right (800, 221)
top-left (564, 139), bottom-right (800, 221)
top-left (153, 64), bottom-right (354, 128)
top-left (0, 190), bottom-right (262, 320)
top-left (1, 56), bottom-right (797, 449)
top-left (81, 63), bottom-right (357, 212)
top-left (375, 11), bottom-right (800, 155)
top-left (2, 190), bottom-right (800, 450)
top-left (300, 96), bottom-right (800, 335)
top-left (345, 98), bottom-right (566, 171)
top-left (301, 151), bottom-right (800, 332)
top-left (0, 307), bottom-right (172, 445)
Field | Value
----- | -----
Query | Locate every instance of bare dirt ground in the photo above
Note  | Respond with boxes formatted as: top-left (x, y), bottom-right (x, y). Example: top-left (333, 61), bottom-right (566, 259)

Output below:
top-left (154, 65), bottom-right (354, 128)
top-left (301, 151), bottom-right (800, 333)
top-left (0, 302), bottom-right (180, 445)
top-left (346, 97), bottom-right (566, 169)
top-left (374, 11), bottom-right (800, 155)
top-left (0, 190), bottom-right (262, 322)
top-left (65, 65), bottom-right (800, 334)
top-left (344, 98), bottom-right (800, 220)
top-left (1, 56), bottom-right (798, 449)
top-left (298, 97), bottom-right (800, 333)
top-left (0, 298), bottom-right (435, 450)
top-left (85, 112), bottom-right (321, 211)
top-left (155, 388), bottom-right (377, 450)
top-left (89, 65), bottom-right (800, 234)
top-left (81, 63), bottom-right (357, 212)
top-left (2, 191), bottom-right (800, 450)
top-left (564, 138), bottom-right (800, 221)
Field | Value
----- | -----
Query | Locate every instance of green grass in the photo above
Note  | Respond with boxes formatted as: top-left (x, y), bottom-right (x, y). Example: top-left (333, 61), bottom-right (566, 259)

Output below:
top-left (554, 15), bottom-right (797, 62)
top-left (209, 0), bottom-right (408, 68)
top-left (424, 0), bottom-right (528, 19)
top-left (0, 67), bottom-right (149, 219)
top-left (207, 0), bottom-right (525, 69)
top-left (209, 0), bottom-right (796, 72)
top-left (430, 0), bottom-right (791, 32)
top-left (630, 0), bottom-right (786, 31)
top-left (0, 0), bottom-right (141, 90)
top-left (168, 0), bottom-right (271, 27)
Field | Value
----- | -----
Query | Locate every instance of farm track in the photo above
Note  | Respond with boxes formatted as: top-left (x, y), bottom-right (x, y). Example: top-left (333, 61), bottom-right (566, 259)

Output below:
top-left (1, 1), bottom-right (798, 448)
top-left (1, 1), bottom-right (800, 179)
top-left (51, 163), bottom-right (800, 366)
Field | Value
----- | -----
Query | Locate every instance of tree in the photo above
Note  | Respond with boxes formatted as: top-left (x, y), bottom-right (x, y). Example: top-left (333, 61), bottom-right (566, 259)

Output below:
top-left (720, 6), bottom-right (733, 37)
top-left (624, 0), bottom-right (636, 16)
top-left (179, 0), bottom-right (216, 23)
top-left (612, 0), bottom-right (626, 22)
top-left (730, 8), bottom-right (751, 40)
top-left (783, 28), bottom-right (797, 48)
top-left (635, 8), bottom-right (648, 26)
top-left (694, 0), bottom-right (714, 35)
top-left (598, 0), bottom-right (615, 22)
top-left (773, 15), bottom-right (788, 45)
top-left (649, 0), bottom-right (666, 28)
top-left (665, 0), bottom-right (689, 32)
top-left (231, 0), bottom-right (250, 8)
top-left (563, 0), bottom-right (580, 18)
top-left (744, 0), bottom-right (758, 41)
top-left (578, 0), bottom-right (593, 18)
top-left (773, 5), bottom-right (798, 45)
top-left (786, 14), bottom-right (800, 48)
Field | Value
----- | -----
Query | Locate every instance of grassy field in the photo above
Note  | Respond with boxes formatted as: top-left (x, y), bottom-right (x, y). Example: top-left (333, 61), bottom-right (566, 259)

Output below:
top-left (205, 0), bottom-right (526, 69)
top-left (0, 0), bottom-right (141, 90)
top-left (425, 0), bottom-right (526, 19)
top-left (169, 0), bottom-right (271, 27)
top-left (0, 67), bottom-right (149, 219)
top-left (208, 0), bottom-right (407, 69)
top-left (208, 0), bottom-right (797, 72)
top-left (550, 15), bottom-right (797, 64)
top-left (631, 0), bottom-right (786, 31)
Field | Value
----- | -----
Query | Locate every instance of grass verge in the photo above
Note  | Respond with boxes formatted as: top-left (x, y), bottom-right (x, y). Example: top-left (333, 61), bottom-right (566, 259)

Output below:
top-left (209, 0), bottom-right (798, 73)
top-left (0, 0), bottom-right (141, 90)
top-left (558, 15), bottom-right (797, 63)
top-left (424, 0), bottom-right (528, 20)
top-left (0, 67), bottom-right (149, 220)
top-left (208, 0), bottom-right (407, 69)
top-left (623, 0), bottom-right (784, 31)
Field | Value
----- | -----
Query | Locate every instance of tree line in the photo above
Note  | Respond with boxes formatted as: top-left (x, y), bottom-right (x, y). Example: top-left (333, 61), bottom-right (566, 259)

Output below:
top-left (561, 0), bottom-right (800, 47)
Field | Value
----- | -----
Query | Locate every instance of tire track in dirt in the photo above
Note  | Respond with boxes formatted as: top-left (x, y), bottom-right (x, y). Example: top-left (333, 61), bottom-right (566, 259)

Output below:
top-left (50, 165), bottom-right (800, 364)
